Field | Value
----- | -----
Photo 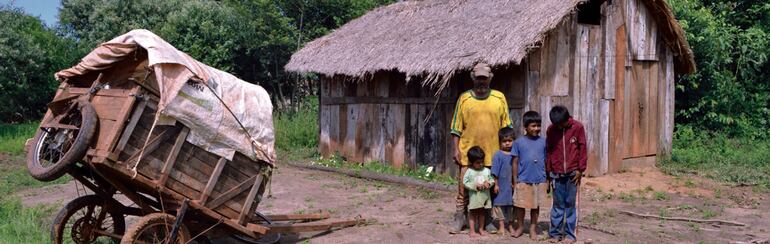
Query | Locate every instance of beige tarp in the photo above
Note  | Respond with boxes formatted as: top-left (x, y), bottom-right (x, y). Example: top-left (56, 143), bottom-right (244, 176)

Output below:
top-left (56, 29), bottom-right (275, 165)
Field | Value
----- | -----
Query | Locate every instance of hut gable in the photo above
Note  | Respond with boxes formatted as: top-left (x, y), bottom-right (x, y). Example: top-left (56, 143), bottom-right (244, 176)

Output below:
top-left (286, 0), bottom-right (695, 87)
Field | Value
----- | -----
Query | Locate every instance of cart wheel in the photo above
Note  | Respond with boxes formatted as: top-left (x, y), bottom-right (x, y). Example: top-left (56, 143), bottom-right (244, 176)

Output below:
top-left (232, 212), bottom-right (281, 244)
top-left (27, 101), bottom-right (97, 181)
top-left (120, 213), bottom-right (191, 244)
top-left (51, 195), bottom-right (126, 244)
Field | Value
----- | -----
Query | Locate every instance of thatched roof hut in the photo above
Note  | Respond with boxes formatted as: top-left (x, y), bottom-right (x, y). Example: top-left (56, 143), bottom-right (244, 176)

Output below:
top-left (287, 0), bottom-right (695, 176)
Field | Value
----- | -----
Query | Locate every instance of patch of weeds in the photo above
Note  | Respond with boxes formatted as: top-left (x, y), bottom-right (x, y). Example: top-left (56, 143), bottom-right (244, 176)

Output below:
top-left (684, 179), bottom-right (696, 188)
top-left (359, 187), bottom-right (369, 193)
top-left (398, 191), bottom-right (407, 198)
top-left (654, 191), bottom-right (671, 201)
top-left (586, 211), bottom-right (603, 226)
top-left (658, 207), bottom-right (670, 217)
top-left (0, 198), bottom-right (56, 243)
top-left (686, 222), bottom-right (701, 233)
top-left (293, 209), bottom-right (306, 215)
top-left (311, 155), bottom-right (457, 186)
top-left (419, 189), bottom-right (438, 200)
top-left (700, 209), bottom-right (717, 219)
top-left (618, 192), bottom-right (637, 202)
top-left (0, 122), bottom-right (38, 155)
top-left (713, 188), bottom-right (722, 199)
top-left (326, 208), bottom-right (337, 214)
top-left (304, 197), bottom-right (314, 203)
top-left (436, 208), bottom-right (443, 212)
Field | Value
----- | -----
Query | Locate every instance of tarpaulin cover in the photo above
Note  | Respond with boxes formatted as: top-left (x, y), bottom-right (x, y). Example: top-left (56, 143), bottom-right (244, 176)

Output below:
top-left (55, 29), bottom-right (275, 164)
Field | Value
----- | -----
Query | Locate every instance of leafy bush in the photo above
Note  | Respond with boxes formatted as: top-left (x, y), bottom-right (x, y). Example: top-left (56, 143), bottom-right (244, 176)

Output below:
top-left (660, 125), bottom-right (770, 189)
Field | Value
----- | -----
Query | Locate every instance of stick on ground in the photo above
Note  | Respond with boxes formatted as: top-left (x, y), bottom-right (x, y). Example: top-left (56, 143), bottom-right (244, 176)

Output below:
top-left (618, 210), bottom-right (747, 227)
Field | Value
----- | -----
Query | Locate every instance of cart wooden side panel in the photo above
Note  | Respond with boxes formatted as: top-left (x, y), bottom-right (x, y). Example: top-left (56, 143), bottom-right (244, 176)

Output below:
top-left (111, 95), bottom-right (270, 223)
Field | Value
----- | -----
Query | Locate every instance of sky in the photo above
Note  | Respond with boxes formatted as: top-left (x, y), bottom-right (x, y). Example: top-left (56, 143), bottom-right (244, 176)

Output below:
top-left (2, 0), bottom-right (61, 26)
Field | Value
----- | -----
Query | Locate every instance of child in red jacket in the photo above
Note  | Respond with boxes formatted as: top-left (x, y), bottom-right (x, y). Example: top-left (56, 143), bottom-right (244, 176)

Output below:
top-left (545, 106), bottom-right (587, 244)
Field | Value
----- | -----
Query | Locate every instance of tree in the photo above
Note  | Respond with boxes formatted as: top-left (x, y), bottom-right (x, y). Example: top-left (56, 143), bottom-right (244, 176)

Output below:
top-left (0, 6), bottom-right (80, 122)
top-left (668, 0), bottom-right (770, 138)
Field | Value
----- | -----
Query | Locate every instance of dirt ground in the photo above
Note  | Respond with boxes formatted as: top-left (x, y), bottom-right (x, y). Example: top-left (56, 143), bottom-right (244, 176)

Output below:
top-left (15, 160), bottom-right (770, 244)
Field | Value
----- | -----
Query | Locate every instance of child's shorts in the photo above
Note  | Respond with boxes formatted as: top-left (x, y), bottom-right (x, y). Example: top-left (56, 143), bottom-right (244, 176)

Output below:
top-left (513, 182), bottom-right (548, 209)
top-left (491, 205), bottom-right (513, 221)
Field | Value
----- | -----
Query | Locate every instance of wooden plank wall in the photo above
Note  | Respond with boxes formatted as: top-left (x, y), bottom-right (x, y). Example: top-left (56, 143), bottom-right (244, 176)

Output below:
top-left (319, 67), bottom-right (525, 176)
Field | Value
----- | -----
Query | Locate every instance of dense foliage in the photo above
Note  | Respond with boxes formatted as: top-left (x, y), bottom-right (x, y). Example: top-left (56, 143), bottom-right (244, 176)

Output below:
top-left (669, 0), bottom-right (770, 138)
top-left (0, 6), bottom-right (81, 122)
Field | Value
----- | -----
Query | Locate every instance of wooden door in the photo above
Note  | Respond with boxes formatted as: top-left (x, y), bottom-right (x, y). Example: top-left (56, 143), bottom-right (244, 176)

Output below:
top-left (612, 24), bottom-right (659, 163)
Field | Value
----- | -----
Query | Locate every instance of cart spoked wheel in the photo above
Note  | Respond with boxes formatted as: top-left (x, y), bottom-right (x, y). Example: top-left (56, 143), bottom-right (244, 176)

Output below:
top-left (232, 211), bottom-right (282, 244)
top-left (121, 213), bottom-right (191, 244)
top-left (51, 195), bottom-right (126, 244)
top-left (27, 101), bottom-right (97, 181)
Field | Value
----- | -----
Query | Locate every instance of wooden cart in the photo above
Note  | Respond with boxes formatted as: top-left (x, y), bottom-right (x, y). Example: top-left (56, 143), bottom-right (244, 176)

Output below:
top-left (26, 48), bottom-right (362, 244)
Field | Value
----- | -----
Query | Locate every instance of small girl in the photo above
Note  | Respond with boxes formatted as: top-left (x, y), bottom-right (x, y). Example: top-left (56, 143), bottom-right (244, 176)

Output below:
top-left (463, 146), bottom-right (495, 237)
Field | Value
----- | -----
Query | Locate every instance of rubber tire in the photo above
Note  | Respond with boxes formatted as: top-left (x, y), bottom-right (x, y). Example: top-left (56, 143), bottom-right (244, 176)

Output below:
top-left (120, 213), bottom-right (191, 244)
top-left (27, 101), bottom-right (97, 181)
top-left (51, 194), bottom-right (126, 244)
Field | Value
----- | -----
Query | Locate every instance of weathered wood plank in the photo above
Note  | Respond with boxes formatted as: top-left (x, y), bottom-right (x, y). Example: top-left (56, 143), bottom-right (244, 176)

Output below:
top-left (207, 175), bottom-right (257, 209)
top-left (200, 157), bottom-right (227, 204)
top-left (238, 174), bottom-right (264, 225)
top-left (158, 127), bottom-right (189, 186)
top-left (657, 47), bottom-right (675, 157)
top-left (115, 99), bottom-right (147, 154)
top-left (626, 0), bottom-right (658, 61)
top-left (613, 24), bottom-right (628, 168)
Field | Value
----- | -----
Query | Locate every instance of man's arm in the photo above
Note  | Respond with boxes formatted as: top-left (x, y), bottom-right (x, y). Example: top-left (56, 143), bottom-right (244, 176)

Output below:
top-left (452, 135), bottom-right (461, 165)
top-left (576, 125), bottom-right (588, 173)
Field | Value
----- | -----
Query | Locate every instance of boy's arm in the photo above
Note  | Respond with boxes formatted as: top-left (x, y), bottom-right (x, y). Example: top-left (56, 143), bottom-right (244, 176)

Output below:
top-left (576, 125), bottom-right (588, 173)
top-left (511, 156), bottom-right (519, 185)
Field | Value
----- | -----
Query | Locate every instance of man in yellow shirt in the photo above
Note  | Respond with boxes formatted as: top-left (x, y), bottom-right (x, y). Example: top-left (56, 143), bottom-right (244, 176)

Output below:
top-left (450, 62), bottom-right (512, 233)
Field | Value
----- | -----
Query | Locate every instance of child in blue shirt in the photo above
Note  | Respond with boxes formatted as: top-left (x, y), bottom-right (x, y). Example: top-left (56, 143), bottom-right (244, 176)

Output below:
top-left (511, 111), bottom-right (547, 239)
top-left (491, 127), bottom-right (516, 236)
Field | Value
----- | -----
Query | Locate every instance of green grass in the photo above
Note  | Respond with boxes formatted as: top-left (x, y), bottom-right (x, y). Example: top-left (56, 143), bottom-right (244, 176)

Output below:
top-left (312, 154), bottom-right (457, 186)
top-left (273, 97), bottom-right (319, 153)
top-left (0, 122), bottom-right (38, 155)
top-left (0, 198), bottom-right (55, 243)
top-left (660, 125), bottom-right (770, 189)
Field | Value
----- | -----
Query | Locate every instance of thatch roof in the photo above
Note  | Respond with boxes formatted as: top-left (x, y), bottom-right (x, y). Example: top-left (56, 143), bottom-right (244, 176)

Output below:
top-left (286, 0), bottom-right (695, 87)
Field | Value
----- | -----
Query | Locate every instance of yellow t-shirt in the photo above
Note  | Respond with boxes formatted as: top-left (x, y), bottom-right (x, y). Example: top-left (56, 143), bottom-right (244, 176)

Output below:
top-left (450, 90), bottom-right (512, 166)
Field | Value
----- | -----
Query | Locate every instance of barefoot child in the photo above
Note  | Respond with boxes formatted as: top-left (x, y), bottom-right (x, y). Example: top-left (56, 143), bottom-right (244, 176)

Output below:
top-left (512, 111), bottom-right (548, 240)
top-left (491, 127), bottom-right (516, 235)
top-left (463, 146), bottom-right (495, 237)
top-left (546, 106), bottom-right (587, 244)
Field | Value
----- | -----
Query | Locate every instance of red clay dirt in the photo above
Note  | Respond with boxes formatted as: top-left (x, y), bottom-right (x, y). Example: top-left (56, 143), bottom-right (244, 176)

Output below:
top-left (14, 158), bottom-right (770, 244)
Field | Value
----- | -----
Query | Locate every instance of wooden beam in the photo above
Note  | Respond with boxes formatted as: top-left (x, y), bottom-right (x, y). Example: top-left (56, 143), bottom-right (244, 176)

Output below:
top-left (264, 212), bottom-right (331, 222)
top-left (157, 127), bottom-right (189, 186)
top-left (266, 218), bottom-right (364, 233)
top-left (115, 99), bottom-right (147, 153)
top-left (206, 175), bottom-right (257, 209)
top-left (238, 174), bottom-right (264, 225)
top-left (121, 126), bottom-right (180, 166)
top-left (199, 157), bottom-right (227, 204)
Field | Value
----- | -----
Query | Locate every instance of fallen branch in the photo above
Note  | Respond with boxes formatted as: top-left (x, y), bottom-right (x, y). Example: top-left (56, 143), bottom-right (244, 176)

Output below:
top-left (285, 162), bottom-right (453, 192)
top-left (618, 210), bottom-right (747, 227)
top-left (578, 224), bottom-right (616, 235)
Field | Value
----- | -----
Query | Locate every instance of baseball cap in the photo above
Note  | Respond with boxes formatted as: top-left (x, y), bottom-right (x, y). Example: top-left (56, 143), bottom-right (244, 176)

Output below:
top-left (471, 63), bottom-right (493, 79)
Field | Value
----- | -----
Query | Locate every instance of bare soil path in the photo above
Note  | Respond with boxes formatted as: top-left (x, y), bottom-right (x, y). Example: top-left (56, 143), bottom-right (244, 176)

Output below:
top-left (15, 160), bottom-right (770, 244)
